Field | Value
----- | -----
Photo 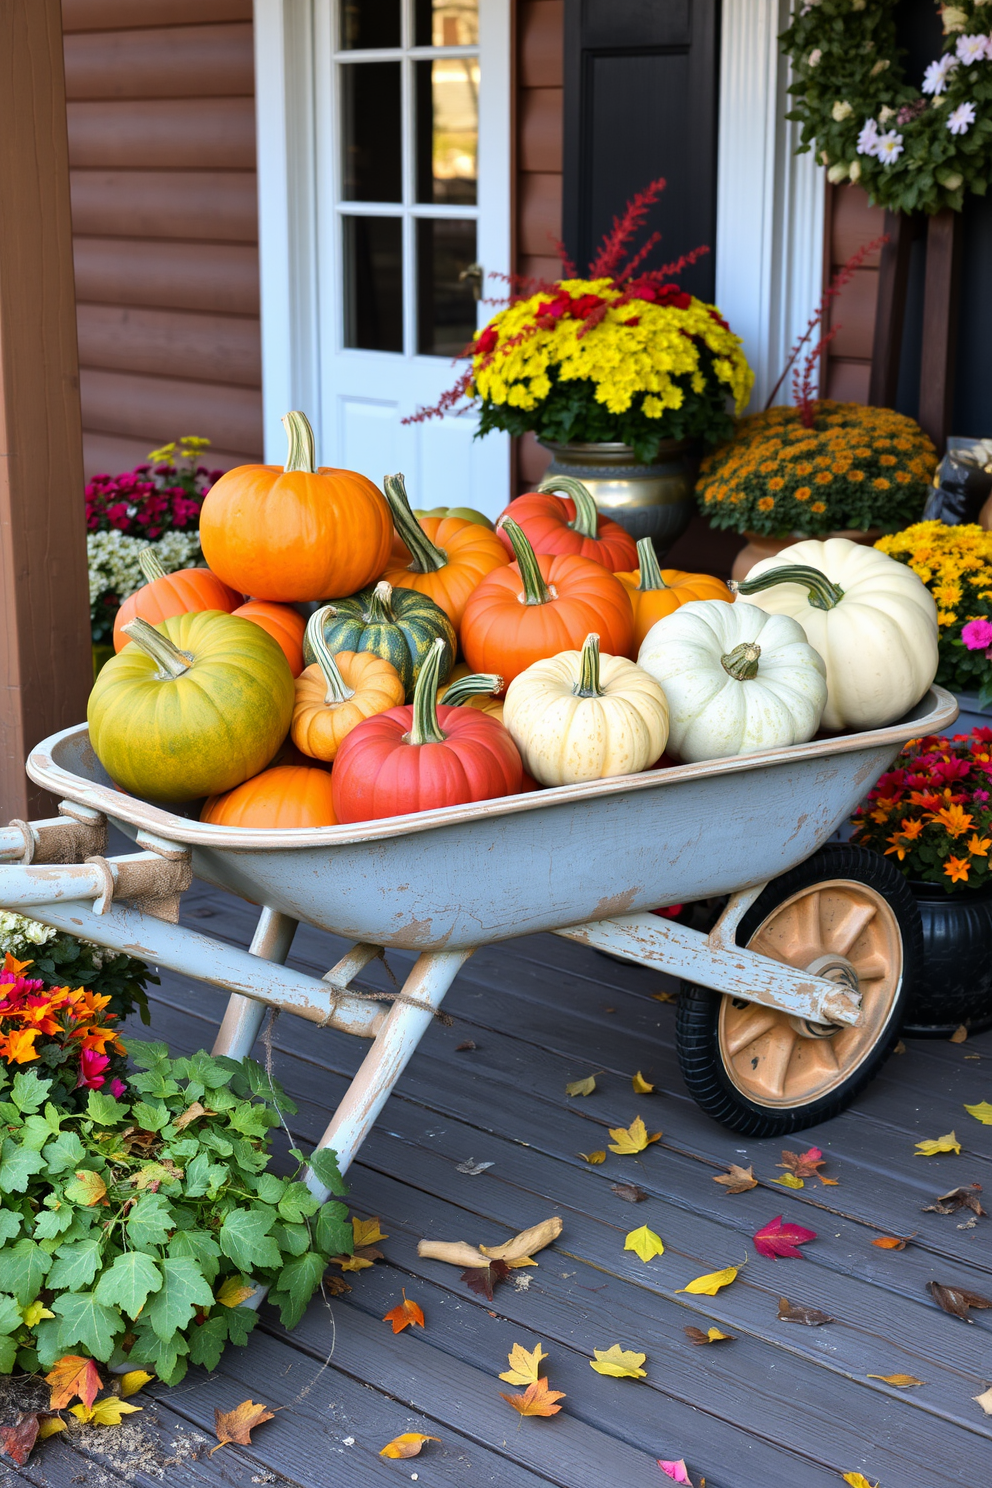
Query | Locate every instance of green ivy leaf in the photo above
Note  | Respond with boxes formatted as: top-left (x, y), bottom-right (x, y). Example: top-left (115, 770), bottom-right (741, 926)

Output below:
top-left (52, 1289), bottom-right (122, 1360)
top-left (0, 1237), bottom-right (52, 1305)
top-left (94, 1251), bottom-right (163, 1319)
top-left (182, 1052), bottom-right (233, 1091)
top-left (315, 1201), bottom-right (352, 1259)
top-left (0, 1337), bottom-right (17, 1373)
top-left (0, 1140), bottom-right (47, 1194)
top-left (42, 1131), bottom-right (86, 1175)
top-left (0, 1211), bottom-right (21, 1246)
top-left (228, 1101), bottom-right (278, 1138)
top-left (144, 1256), bottom-right (214, 1343)
top-left (274, 1222), bottom-right (311, 1258)
top-left (218, 1208), bottom-right (282, 1272)
top-left (271, 1252), bottom-right (326, 1329)
top-left (182, 1152), bottom-right (212, 1198)
top-left (86, 1090), bottom-right (125, 1125)
top-left (186, 1312), bottom-right (228, 1370)
top-left (0, 1293), bottom-right (23, 1336)
top-left (307, 1148), bottom-right (348, 1197)
top-left (254, 1173), bottom-right (287, 1206)
top-left (47, 1238), bottom-right (103, 1293)
top-left (33, 1206), bottom-right (72, 1240)
top-left (277, 1182), bottom-right (320, 1225)
top-left (199, 1128), bottom-right (234, 1158)
top-left (223, 1304), bottom-right (259, 1348)
top-left (20, 1115), bottom-right (55, 1153)
top-left (168, 1228), bottom-right (221, 1284)
top-left (129, 1324), bottom-right (190, 1386)
top-left (132, 1100), bottom-right (169, 1133)
top-left (125, 1192), bottom-right (173, 1251)
top-left (123, 1038), bottom-right (169, 1068)
top-left (10, 1071), bottom-right (52, 1114)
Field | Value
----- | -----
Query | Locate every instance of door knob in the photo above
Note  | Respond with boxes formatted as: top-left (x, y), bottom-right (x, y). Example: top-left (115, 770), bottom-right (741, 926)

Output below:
top-left (458, 262), bottom-right (484, 300)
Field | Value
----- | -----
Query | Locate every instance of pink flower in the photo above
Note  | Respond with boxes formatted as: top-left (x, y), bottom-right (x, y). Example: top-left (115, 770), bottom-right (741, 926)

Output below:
top-left (962, 618), bottom-right (992, 651)
top-left (75, 1047), bottom-right (110, 1090)
top-left (109, 1077), bottom-right (127, 1099)
top-left (658, 1463), bottom-right (693, 1486)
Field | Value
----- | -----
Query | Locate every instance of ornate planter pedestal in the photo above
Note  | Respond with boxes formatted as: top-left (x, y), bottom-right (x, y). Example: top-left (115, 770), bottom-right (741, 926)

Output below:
top-left (539, 440), bottom-right (698, 559)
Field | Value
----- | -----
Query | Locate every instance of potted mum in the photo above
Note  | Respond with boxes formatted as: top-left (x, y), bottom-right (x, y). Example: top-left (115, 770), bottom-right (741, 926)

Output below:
top-left (407, 178), bottom-right (753, 554)
top-left (850, 730), bottom-right (992, 1035)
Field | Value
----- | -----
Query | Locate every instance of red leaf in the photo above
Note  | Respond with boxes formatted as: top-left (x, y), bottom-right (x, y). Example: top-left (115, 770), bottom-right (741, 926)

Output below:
top-left (753, 1215), bottom-right (817, 1259)
top-left (0, 1416), bottom-right (40, 1466)
top-left (460, 1260), bottom-right (510, 1301)
top-left (46, 1355), bottom-right (102, 1411)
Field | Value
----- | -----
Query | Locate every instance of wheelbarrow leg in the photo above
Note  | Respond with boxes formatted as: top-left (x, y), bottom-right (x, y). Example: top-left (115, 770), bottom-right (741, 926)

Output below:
top-left (212, 907), bottom-right (299, 1059)
top-left (306, 947), bottom-right (473, 1196)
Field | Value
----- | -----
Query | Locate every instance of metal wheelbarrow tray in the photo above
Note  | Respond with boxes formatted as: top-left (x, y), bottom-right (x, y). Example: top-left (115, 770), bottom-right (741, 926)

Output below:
top-left (0, 685), bottom-right (957, 1171)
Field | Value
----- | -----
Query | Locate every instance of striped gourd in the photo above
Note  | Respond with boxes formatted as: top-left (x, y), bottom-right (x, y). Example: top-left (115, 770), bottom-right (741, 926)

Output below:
top-left (304, 580), bottom-right (455, 700)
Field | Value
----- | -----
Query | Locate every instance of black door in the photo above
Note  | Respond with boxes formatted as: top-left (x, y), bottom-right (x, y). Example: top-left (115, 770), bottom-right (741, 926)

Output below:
top-left (562, 0), bottom-right (720, 301)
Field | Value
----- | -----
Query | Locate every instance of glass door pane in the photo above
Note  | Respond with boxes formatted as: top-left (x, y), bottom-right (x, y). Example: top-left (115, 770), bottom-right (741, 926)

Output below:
top-left (344, 217), bottom-right (404, 351)
top-left (417, 219), bottom-right (477, 355)
top-left (341, 61), bottom-right (402, 202)
top-left (340, 0), bottom-right (401, 49)
top-left (414, 57), bottom-right (478, 204)
top-left (414, 1), bottom-right (478, 47)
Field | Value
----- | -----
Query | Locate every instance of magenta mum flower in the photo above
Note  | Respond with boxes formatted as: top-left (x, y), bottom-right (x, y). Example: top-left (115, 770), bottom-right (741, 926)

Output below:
top-left (109, 1077), bottom-right (127, 1099)
top-left (962, 618), bottom-right (992, 651)
top-left (75, 1048), bottom-right (110, 1090)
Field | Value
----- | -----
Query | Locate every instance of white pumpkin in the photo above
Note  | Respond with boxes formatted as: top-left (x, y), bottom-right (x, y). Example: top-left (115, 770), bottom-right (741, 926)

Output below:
top-left (736, 537), bottom-right (938, 731)
top-left (503, 633), bottom-right (669, 786)
top-left (637, 599), bottom-right (827, 763)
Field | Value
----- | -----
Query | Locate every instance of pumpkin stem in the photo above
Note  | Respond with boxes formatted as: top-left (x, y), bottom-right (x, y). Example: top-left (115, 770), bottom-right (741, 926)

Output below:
top-left (282, 410), bottom-right (317, 474)
top-left (383, 474), bottom-right (448, 574)
top-left (138, 548), bottom-right (167, 586)
top-left (497, 517), bottom-right (553, 605)
top-left (537, 475), bottom-right (600, 539)
top-left (734, 563), bottom-right (844, 612)
top-left (306, 607), bottom-right (356, 705)
top-left (634, 537), bottom-right (667, 592)
top-left (408, 638), bottom-right (448, 746)
top-left (574, 633), bottom-right (604, 698)
top-left (365, 580), bottom-right (396, 624)
top-left (441, 672), bottom-right (503, 706)
top-left (120, 617), bottom-right (192, 679)
top-left (721, 641), bottom-right (761, 681)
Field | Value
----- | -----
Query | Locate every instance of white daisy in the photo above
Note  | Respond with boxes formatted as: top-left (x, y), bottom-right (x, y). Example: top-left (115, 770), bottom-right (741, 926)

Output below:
top-left (956, 33), bottom-right (990, 65)
top-left (875, 129), bottom-right (904, 165)
top-left (808, 48), bottom-right (822, 67)
top-left (856, 117), bottom-right (881, 156)
top-left (922, 54), bottom-right (959, 94)
top-left (947, 100), bottom-right (977, 134)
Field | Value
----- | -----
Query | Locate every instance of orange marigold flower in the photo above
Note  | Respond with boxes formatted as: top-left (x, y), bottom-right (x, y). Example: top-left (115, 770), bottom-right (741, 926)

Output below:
top-left (794, 486), bottom-right (812, 501)
top-left (895, 471), bottom-right (912, 483)
top-left (757, 496), bottom-right (775, 511)
top-left (873, 477), bottom-right (891, 490)
top-left (811, 501), bottom-right (827, 513)
top-left (768, 476), bottom-right (785, 490)
top-left (794, 463), bottom-right (814, 476)
top-left (879, 454), bottom-right (897, 466)
top-left (848, 470), bottom-right (865, 482)
top-left (944, 855), bottom-right (971, 884)
top-left (814, 470), bottom-right (833, 484)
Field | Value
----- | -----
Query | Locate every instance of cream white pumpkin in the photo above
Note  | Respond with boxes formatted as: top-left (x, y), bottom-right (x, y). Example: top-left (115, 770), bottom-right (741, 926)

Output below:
top-left (503, 633), bottom-right (669, 786)
top-left (637, 599), bottom-right (827, 762)
top-left (736, 537), bottom-right (938, 731)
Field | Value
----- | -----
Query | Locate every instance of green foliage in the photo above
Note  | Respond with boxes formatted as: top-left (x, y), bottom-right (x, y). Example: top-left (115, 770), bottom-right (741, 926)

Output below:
top-left (0, 1047), bottom-right (352, 1385)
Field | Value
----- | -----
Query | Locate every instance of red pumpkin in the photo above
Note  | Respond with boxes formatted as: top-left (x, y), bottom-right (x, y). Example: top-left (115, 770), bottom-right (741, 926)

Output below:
top-left (112, 549), bottom-right (241, 651)
top-left (497, 476), bottom-right (636, 572)
top-left (332, 639), bottom-right (522, 823)
top-left (201, 764), bottom-right (337, 828)
top-left (232, 601), bottom-right (307, 676)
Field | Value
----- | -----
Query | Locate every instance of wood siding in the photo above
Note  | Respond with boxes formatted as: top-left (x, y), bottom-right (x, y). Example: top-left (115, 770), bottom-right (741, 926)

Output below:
top-left (62, 0), bottom-right (262, 478)
top-left (824, 184), bottom-right (886, 405)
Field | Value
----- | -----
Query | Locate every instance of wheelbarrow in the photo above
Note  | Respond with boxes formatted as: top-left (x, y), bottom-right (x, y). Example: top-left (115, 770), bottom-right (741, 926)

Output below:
top-left (0, 686), bottom-right (956, 1185)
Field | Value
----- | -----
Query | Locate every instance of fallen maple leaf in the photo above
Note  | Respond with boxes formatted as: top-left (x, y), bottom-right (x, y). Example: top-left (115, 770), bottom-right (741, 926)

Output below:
top-left (927, 1279), bottom-right (992, 1321)
top-left (777, 1296), bottom-right (833, 1326)
top-left (379, 1432), bottom-right (440, 1458)
top-left (866, 1373), bottom-right (924, 1388)
top-left (658, 1459), bottom-right (695, 1485)
top-left (676, 1265), bottom-right (738, 1296)
top-left (353, 1215), bottom-right (388, 1247)
top-left (211, 1399), bottom-right (277, 1454)
top-left (566, 1075), bottom-right (596, 1097)
top-left (70, 1399), bottom-right (143, 1426)
top-left (383, 1290), bottom-right (425, 1334)
top-left (973, 1385), bottom-right (992, 1415)
top-left (118, 1369), bottom-right (154, 1398)
top-left (589, 1345), bottom-right (647, 1379)
top-left (461, 1260), bottom-right (510, 1301)
top-left (842, 1474), bottom-right (879, 1488)
top-left (770, 1173), bottom-right (804, 1190)
top-left (612, 1182), bottom-right (647, 1203)
top-left (0, 1416), bottom-right (40, 1466)
top-left (712, 1163), bottom-right (757, 1194)
top-left (914, 1131), bottom-right (961, 1156)
top-left (632, 1071), bottom-right (655, 1094)
top-left (46, 1354), bottom-right (101, 1411)
top-left (608, 1116), bottom-right (661, 1154)
top-left (625, 1225), bottom-right (664, 1263)
top-left (951, 1024), bottom-right (969, 1043)
top-left (872, 1234), bottom-right (915, 1250)
top-left (753, 1215), bottom-right (816, 1259)
top-left (332, 1252), bottom-right (374, 1272)
top-left (922, 1183), bottom-right (985, 1217)
top-left (684, 1326), bottom-right (733, 1345)
top-left (778, 1146), bottom-right (829, 1180)
top-left (500, 1378), bottom-right (565, 1416)
top-left (964, 1100), bottom-right (992, 1125)
top-left (36, 1417), bottom-right (66, 1441)
top-left (455, 1039), bottom-right (476, 1051)
top-left (499, 1341), bottom-right (548, 1386)
top-left (324, 1273), bottom-right (352, 1296)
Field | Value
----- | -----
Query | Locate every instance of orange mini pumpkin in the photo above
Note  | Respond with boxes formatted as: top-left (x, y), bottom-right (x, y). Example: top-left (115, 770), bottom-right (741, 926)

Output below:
top-left (438, 663), bottom-right (505, 721)
top-left (291, 610), bottom-right (405, 762)
top-left (496, 476), bottom-right (636, 572)
top-left (202, 765), bottom-right (337, 829)
top-left (199, 411), bottom-right (392, 602)
top-left (232, 600), bottom-right (307, 676)
top-left (616, 537), bottom-right (733, 650)
top-left (382, 474), bottom-right (506, 628)
top-left (112, 549), bottom-right (242, 651)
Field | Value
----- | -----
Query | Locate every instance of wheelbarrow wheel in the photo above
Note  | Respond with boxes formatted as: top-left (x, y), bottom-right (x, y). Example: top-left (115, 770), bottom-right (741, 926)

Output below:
top-left (676, 843), bottom-right (920, 1137)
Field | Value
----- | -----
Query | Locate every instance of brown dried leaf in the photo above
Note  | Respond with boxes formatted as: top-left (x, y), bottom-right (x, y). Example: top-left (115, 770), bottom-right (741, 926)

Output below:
top-left (651, 991), bottom-right (677, 1004)
top-left (0, 1416), bottom-right (40, 1466)
top-left (872, 1234), bottom-right (915, 1250)
top-left (684, 1326), bottom-right (734, 1345)
top-left (210, 1399), bottom-right (277, 1454)
top-left (712, 1163), bottom-right (757, 1195)
top-left (927, 1280), bottom-right (992, 1321)
top-left (922, 1183), bottom-right (986, 1217)
top-left (778, 1146), bottom-right (834, 1184)
top-left (867, 1373), bottom-right (924, 1388)
top-left (324, 1273), bottom-right (352, 1296)
top-left (777, 1296), bottom-right (834, 1327)
top-left (455, 1040), bottom-right (477, 1051)
top-left (461, 1260), bottom-right (511, 1301)
top-left (173, 1100), bottom-right (215, 1131)
top-left (611, 1183), bottom-right (647, 1204)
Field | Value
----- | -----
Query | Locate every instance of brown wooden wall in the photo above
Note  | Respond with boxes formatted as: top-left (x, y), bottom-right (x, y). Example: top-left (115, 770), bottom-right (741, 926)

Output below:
top-left (62, 0), bottom-right (262, 478)
top-left (823, 184), bottom-right (886, 405)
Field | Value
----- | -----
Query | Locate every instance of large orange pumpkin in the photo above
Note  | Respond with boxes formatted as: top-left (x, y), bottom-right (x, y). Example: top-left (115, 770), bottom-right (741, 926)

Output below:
top-left (382, 474), bottom-right (505, 628)
top-left (112, 549), bottom-right (242, 651)
top-left (198, 411), bottom-right (392, 602)
top-left (616, 537), bottom-right (733, 650)
top-left (497, 476), bottom-right (636, 572)
top-left (202, 764), bottom-right (337, 828)
top-left (460, 518), bottom-right (635, 686)
top-left (232, 600), bottom-right (307, 676)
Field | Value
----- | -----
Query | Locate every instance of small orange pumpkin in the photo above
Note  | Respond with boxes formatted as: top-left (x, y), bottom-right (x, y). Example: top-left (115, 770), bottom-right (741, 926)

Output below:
top-left (112, 549), bottom-right (242, 651)
top-left (291, 610), bottom-right (404, 762)
top-left (438, 663), bottom-right (505, 721)
top-left (616, 537), bottom-right (732, 650)
top-left (382, 474), bottom-right (506, 628)
top-left (233, 600), bottom-right (307, 676)
top-left (202, 765), bottom-right (337, 828)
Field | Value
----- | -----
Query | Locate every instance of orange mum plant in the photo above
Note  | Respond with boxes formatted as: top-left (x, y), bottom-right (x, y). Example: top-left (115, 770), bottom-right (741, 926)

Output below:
top-left (0, 953), bottom-right (127, 1107)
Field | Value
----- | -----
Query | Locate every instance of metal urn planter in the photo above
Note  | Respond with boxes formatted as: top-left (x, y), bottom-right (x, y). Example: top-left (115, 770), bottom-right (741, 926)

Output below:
top-left (905, 880), bottom-right (992, 1037)
top-left (539, 439), bottom-right (698, 558)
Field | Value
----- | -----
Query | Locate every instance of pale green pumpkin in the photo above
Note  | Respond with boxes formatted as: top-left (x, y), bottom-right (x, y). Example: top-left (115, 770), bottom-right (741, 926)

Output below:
top-left (88, 610), bottom-right (294, 802)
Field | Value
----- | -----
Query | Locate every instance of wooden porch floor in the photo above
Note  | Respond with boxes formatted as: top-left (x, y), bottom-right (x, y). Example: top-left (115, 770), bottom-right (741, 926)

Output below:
top-left (16, 874), bottom-right (992, 1488)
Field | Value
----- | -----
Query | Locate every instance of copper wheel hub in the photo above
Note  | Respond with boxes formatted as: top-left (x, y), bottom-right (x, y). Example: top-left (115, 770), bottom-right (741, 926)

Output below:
top-left (718, 879), bottom-right (902, 1108)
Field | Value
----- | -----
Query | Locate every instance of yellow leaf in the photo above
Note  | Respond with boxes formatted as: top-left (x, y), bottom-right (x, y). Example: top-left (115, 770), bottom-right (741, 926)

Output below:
top-left (676, 1266), bottom-right (738, 1297)
top-left (914, 1131), bottom-right (961, 1155)
top-left (706, 1327), bottom-right (732, 1342)
top-left (770, 1173), bottom-right (805, 1189)
top-left (589, 1345), bottom-right (647, 1380)
top-left (964, 1101), bottom-right (992, 1125)
top-left (379, 1433), bottom-right (440, 1459)
top-left (20, 1301), bottom-right (54, 1328)
top-left (842, 1474), bottom-right (879, 1488)
top-left (334, 1254), bottom-right (374, 1272)
top-left (216, 1276), bottom-right (257, 1308)
top-left (624, 1225), bottom-right (664, 1263)
top-left (118, 1370), bottom-right (153, 1399)
top-left (632, 1071), bottom-right (655, 1094)
top-left (651, 990), bottom-right (677, 1003)
top-left (352, 1215), bottom-right (388, 1247)
top-left (505, 1256), bottom-right (537, 1269)
top-left (37, 1417), bottom-right (66, 1440)
top-left (578, 1151), bottom-right (606, 1165)
top-left (566, 1075), bottom-right (596, 1097)
top-left (70, 1399), bottom-right (143, 1426)
top-left (950, 1024), bottom-right (968, 1043)
top-left (607, 1116), bottom-right (661, 1154)
top-left (499, 1341), bottom-right (548, 1386)
top-left (66, 1169), bottom-right (107, 1206)
top-left (866, 1373), bottom-right (924, 1388)
top-left (973, 1385), bottom-right (992, 1415)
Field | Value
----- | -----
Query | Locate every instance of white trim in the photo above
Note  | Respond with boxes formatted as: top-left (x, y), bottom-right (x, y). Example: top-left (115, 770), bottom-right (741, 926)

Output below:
top-left (714, 0), bottom-right (825, 412)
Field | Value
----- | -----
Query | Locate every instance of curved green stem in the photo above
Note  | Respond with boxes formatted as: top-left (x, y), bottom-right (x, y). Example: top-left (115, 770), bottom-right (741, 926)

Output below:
top-left (634, 537), bottom-right (666, 591)
top-left (306, 608), bottom-right (356, 704)
top-left (735, 563), bottom-right (844, 612)
top-left (121, 617), bottom-right (191, 679)
top-left (537, 475), bottom-right (599, 539)
top-left (721, 641), bottom-right (761, 681)
top-left (573, 633), bottom-right (603, 698)
top-left (442, 672), bottom-right (503, 706)
top-left (497, 517), bottom-right (552, 605)
top-left (383, 474), bottom-right (447, 574)
top-left (138, 548), bottom-right (167, 585)
top-left (281, 410), bottom-right (317, 474)
top-left (408, 638), bottom-right (448, 745)
top-left (364, 580), bottom-right (396, 624)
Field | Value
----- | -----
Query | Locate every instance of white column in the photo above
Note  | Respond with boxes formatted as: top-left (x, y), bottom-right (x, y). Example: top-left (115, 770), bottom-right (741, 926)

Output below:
top-left (714, 0), bottom-right (825, 412)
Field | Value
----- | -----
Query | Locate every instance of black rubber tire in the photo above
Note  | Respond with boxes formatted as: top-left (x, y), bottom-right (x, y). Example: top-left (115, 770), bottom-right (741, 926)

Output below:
top-left (676, 843), bottom-right (922, 1137)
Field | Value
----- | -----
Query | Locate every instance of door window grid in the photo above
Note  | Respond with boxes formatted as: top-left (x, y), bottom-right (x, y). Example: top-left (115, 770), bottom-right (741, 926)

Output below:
top-left (334, 0), bottom-right (479, 356)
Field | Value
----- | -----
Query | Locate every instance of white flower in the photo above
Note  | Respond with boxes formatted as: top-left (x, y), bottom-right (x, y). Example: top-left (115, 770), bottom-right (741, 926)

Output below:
top-left (923, 53), bottom-right (960, 93)
top-left (87, 530), bottom-right (203, 618)
top-left (878, 105), bottom-right (896, 123)
top-left (857, 117), bottom-right (881, 156)
top-left (849, 159), bottom-right (862, 182)
top-left (832, 100), bottom-right (853, 122)
top-left (0, 911), bottom-right (57, 958)
top-left (947, 100), bottom-right (977, 134)
top-left (956, 33), bottom-right (990, 64)
top-left (875, 129), bottom-right (904, 165)
top-left (942, 7), bottom-right (969, 33)
top-left (808, 49), bottom-right (822, 67)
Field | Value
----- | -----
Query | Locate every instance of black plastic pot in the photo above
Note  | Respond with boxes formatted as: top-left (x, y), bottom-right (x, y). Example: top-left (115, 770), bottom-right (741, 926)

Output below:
top-left (904, 879), bottom-right (992, 1036)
